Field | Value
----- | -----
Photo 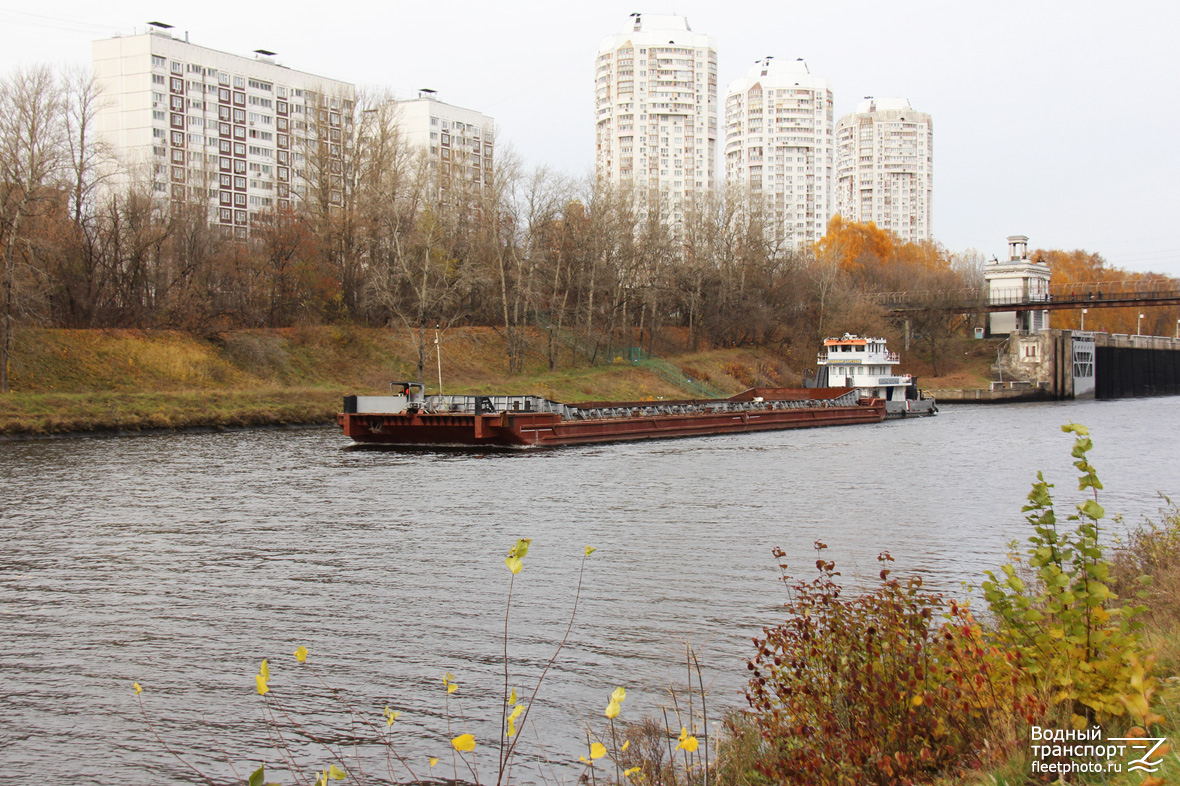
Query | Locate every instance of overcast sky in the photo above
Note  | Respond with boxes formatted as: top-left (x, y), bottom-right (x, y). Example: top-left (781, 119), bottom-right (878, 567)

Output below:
top-left (3, 1), bottom-right (1178, 276)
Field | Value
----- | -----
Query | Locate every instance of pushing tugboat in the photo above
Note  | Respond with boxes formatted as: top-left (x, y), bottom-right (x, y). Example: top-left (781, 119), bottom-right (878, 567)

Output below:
top-left (338, 383), bottom-right (886, 448)
top-left (813, 334), bottom-right (937, 418)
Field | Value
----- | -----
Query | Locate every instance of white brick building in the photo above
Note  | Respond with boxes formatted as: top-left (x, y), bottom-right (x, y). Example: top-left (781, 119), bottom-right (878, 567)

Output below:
top-left (594, 13), bottom-right (718, 216)
top-left (92, 25), bottom-right (354, 236)
top-left (723, 57), bottom-right (834, 249)
top-left (834, 97), bottom-right (933, 242)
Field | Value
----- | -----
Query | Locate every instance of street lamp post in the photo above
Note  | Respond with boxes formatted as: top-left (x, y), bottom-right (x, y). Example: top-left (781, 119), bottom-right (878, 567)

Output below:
top-left (1081, 308), bottom-right (1087, 331)
top-left (1137, 313), bottom-right (1145, 336)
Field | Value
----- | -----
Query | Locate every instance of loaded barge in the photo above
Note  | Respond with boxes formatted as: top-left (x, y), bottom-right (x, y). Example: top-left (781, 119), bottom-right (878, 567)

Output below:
top-left (338, 383), bottom-right (885, 448)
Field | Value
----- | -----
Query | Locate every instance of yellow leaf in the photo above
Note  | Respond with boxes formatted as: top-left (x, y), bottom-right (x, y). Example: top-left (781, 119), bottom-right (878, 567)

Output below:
top-left (605, 699), bottom-right (621, 719)
top-left (429, 758), bottom-right (438, 768)
top-left (447, 683), bottom-right (458, 694)
top-left (255, 674), bottom-right (269, 696)
top-left (294, 646), bottom-right (308, 663)
top-left (384, 707), bottom-right (401, 727)
top-left (676, 727), bottom-right (698, 752)
top-left (507, 717), bottom-right (517, 737)
top-left (911, 694), bottom-right (924, 707)
top-left (328, 764), bottom-right (346, 780)
top-left (508, 704), bottom-right (524, 721)
top-left (505, 556), bottom-right (523, 574)
top-left (260, 659), bottom-right (270, 682)
top-left (443, 671), bottom-right (453, 684)
top-left (590, 742), bottom-right (607, 759)
top-left (452, 733), bottom-right (476, 753)
top-left (585, 546), bottom-right (597, 556)
top-left (509, 688), bottom-right (517, 704)
top-left (133, 682), bottom-right (142, 695)
top-left (624, 766), bottom-right (640, 777)
top-left (621, 740), bottom-right (630, 752)
top-left (611, 686), bottom-right (627, 703)
top-left (579, 756), bottom-right (589, 764)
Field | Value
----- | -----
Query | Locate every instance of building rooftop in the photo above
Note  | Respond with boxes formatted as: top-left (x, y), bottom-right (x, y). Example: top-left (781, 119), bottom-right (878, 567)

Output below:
top-left (854, 97), bottom-right (915, 114)
top-left (727, 58), bottom-right (828, 94)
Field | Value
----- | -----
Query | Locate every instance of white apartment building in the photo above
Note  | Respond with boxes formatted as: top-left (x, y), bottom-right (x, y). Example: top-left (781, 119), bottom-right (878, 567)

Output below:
top-left (394, 91), bottom-right (494, 192)
top-left (834, 97), bottom-right (933, 243)
top-left (92, 24), bottom-right (355, 236)
top-left (723, 57), bottom-right (835, 249)
top-left (594, 13), bottom-right (718, 215)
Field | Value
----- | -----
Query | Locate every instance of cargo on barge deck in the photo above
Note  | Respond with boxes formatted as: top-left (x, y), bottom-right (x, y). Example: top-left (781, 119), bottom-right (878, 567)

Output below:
top-left (337, 384), bottom-right (886, 448)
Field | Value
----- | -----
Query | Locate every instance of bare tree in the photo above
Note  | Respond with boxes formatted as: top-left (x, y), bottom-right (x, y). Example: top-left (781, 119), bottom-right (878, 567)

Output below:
top-left (0, 65), bottom-right (65, 392)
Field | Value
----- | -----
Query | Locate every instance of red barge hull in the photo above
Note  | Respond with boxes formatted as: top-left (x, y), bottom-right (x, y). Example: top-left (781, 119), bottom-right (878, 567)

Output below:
top-left (338, 387), bottom-right (885, 448)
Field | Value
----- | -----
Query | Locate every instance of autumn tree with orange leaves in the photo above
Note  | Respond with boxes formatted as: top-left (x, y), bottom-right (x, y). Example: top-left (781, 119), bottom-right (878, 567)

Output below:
top-left (1032, 249), bottom-right (1180, 336)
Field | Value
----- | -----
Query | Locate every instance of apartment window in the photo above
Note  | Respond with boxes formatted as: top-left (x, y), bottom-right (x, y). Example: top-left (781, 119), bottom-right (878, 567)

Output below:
top-left (234, 176), bottom-right (246, 190)
top-left (233, 76), bottom-right (245, 88)
top-left (233, 108), bottom-right (246, 123)
top-left (233, 160), bottom-right (246, 174)
top-left (234, 142), bottom-right (246, 156)
top-left (220, 173), bottom-right (232, 188)
top-left (153, 74), bottom-right (166, 86)
top-left (171, 131), bottom-right (184, 146)
top-left (152, 55), bottom-right (166, 69)
top-left (170, 61), bottom-right (182, 74)
top-left (234, 192), bottom-right (246, 207)
top-left (170, 77), bottom-right (184, 93)
top-left (153, 110), bottom-right (166, 122)
top-left (233, 91), bottom-right (245, 107)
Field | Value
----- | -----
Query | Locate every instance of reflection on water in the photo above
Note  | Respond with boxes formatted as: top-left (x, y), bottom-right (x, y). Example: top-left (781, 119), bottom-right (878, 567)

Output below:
top-left (1, 398), bottom-right (1178, 783)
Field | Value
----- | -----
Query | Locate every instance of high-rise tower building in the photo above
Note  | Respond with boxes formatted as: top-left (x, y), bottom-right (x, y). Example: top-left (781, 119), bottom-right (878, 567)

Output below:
top-left (594, 13), bottom-right (718, 213)
top-left (834, 97), bottom-right (933, 242)
top-left (723, 57), bottom-right (834, 249)
top-left (92, 24), bottom-right (354, 236)
top-left (394, 90), bottom-right (494, 193)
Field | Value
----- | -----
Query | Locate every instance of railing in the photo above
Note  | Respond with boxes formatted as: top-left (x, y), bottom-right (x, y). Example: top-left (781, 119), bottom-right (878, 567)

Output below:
top-left (870, 280), bottom-right (1180, 312)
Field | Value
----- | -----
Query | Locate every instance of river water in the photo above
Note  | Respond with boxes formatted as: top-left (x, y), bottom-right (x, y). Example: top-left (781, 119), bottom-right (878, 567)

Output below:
top-left (2, 398), bottom-right (1178, 784)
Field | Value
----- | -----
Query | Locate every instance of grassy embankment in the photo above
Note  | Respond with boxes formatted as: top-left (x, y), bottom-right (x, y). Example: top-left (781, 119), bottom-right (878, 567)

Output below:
top-left (1, 325), bottom-right (999, 436)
